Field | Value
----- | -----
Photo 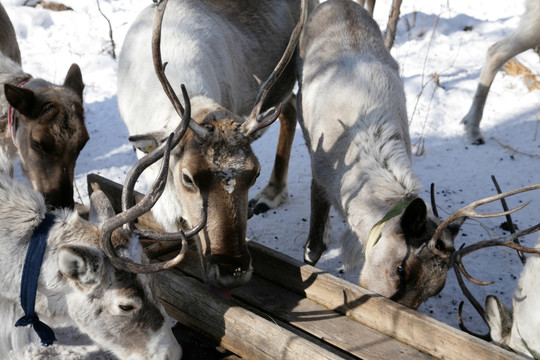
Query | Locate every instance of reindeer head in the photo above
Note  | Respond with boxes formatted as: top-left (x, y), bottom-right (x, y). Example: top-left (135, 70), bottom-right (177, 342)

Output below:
top-left (4, 64), bottom-right (88, 209)
top-left (56, 216), bottom-right (181, 360)
top-left (359, 197), bottom-right (461, 309)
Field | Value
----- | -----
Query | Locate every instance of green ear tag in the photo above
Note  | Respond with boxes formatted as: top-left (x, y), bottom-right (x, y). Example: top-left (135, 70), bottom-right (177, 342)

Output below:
top-left (365, 199), bottom-right (412, 258)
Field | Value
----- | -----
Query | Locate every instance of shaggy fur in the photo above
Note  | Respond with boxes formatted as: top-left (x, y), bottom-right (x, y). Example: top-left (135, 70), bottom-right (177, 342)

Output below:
top-left (486, 237), bottom-right (540, 358)
top-left (0, 173), bottom-right (181, 360)
top-left (297, 0), bottom-right (458, 309)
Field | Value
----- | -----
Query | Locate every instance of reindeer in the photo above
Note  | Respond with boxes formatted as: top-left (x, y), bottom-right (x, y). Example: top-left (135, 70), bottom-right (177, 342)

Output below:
top-left (0, 93), bottom-right (195, 359)
top-left (445, 183), bottom-right (540, 358)
top-left (117, 0), bottom-right (309, 295)
top-left (295, 0), bottom-right (463, 309)
top-left (461, 0), bottom-right (540, 145)
top-left (485, 246), bottom-right (540, 359)
top-left (0, 2), bottom-right (88, 209)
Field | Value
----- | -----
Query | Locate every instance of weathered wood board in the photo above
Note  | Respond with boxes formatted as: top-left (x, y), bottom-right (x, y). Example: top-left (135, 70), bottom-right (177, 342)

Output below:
top-left (87, 173), bottom-right (523, 360)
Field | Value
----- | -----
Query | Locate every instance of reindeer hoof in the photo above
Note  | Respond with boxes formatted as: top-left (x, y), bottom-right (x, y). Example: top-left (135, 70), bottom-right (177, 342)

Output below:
top-left (249, 198), bottom-right (271, 215)
top-left (304, 243), bottom-right (326, 266)
top-left (471, 137), bottom-right (485, 145)
top-left (253, 203), bottom-right (270, 215)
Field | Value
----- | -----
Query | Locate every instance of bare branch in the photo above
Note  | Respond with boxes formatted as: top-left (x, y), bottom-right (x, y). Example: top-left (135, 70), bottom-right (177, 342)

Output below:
top-left (96, 0), bottom-right (116, 59)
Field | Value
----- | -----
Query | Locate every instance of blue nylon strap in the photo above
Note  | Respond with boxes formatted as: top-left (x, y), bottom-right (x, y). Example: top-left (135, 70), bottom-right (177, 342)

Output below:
top-left (15, 212), bottom-right (57, 347)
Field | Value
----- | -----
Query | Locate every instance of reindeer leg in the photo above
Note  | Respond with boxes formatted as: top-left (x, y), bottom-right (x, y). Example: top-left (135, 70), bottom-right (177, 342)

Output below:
top-left (304, 178), bottom-right (331, 266)
top-left (461, 25), bottom-right (540, 145)
top-left (250, 95), bottom-right (297, 214)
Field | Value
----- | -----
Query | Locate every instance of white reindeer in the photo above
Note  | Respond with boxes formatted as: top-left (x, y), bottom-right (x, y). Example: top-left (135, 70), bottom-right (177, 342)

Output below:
top-left (296, 0), bottom-right (461, 309)
top-left (485, 245), bottom-right (540, 359)
top-left (117, 0), bottom-right (310, 294)
top-left (0, 129), bottom-right (186, 359)
top-left (461, 0), bottom-right (540, 145)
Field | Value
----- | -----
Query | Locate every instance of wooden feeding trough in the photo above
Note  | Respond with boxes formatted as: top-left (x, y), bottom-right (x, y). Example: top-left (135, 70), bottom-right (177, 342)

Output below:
top-left (87, 174), bottom-right (522, 360)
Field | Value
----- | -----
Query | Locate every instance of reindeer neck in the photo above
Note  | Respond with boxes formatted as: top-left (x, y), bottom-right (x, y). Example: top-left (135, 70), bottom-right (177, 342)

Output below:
top-left (343, 165), bottom-right (420, 246)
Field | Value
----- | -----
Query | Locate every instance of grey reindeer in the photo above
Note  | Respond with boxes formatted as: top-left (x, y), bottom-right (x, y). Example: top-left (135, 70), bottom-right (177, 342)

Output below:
top-left (461, 0), bottom-right (540, 145)
top-left (0, 122), bottom-right (189, 359)
top-left (296, 0), bottom-right (461, 309)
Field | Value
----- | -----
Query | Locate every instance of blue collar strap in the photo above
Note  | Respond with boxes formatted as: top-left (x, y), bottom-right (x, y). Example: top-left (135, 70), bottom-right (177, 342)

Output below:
top-left (15, 212), bottom-right (57, 347)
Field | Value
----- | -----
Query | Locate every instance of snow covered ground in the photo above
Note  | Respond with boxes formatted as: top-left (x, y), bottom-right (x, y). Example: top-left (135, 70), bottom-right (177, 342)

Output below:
top-left (2, 0), bottom-right (539, 358)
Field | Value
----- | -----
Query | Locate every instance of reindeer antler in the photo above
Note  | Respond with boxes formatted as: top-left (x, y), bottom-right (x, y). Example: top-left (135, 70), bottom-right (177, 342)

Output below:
top-left (240, 0), bottom-right (308, 136)
top-left (152, 0), bottom-right (208, 140)
top-left (100, 133), bottom-right (185, 273)
top-left (99, 0), bottom-right (210, 273)
top-left (448, 183), bottom-right (540, 340)
top-left (429, 183), bottom-right (540, 258)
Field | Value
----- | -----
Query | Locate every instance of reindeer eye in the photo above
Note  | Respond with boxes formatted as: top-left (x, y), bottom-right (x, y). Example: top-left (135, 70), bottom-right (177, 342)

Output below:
top-left (396, 265), bottom-right (405, 276)
top-left (119, 304), bottom-right (135, 312)
top-left (30, 137), bottom-right (40, 151)
top-left (182, 173), bottom-right (194, 186)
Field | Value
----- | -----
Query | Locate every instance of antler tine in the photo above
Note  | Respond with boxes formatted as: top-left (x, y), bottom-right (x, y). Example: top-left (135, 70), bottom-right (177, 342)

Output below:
top-left (457, 301), bottom-right (492, 341)
top-left (100, 134), bottom-right (176, 273)
top-left (152, 0), bottom-right (208, 140)
top-left (454, 222), bottom-right (540, 260)
top-left (452, 245), bottom-right (492, 340)
top-left (121, 84), bottom-right (191, 228)
top-left (241, 0), bottom-right (308, 136)
top-left (450, 222), bottom-right (540, 339)
top-left (491, 175), bottom-right (526, 264)
top-left (429, 183), bottom-right (540, 258)
top-left (430, 183), bottom-right (439, 218)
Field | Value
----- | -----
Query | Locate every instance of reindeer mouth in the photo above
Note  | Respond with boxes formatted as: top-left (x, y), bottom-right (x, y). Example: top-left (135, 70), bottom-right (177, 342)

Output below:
top-left (204, 256), bottom-right (253, 295)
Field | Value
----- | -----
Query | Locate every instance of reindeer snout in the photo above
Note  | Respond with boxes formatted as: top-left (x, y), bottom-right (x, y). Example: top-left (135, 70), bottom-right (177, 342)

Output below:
top-left (205, 254), bottom-right (253, 289)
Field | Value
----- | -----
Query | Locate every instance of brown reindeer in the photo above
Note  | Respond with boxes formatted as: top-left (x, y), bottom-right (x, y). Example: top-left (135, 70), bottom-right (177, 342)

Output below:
top-left (117, 0), bottom-right (308, 294)
top-left (0, 2), bottom-right (88, 209)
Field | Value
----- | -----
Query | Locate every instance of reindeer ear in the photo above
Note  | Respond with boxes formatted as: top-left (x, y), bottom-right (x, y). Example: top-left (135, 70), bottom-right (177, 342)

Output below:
top-left (63, 63), bottom-right (84, 101)
top-left (58, 245), bottom-right (104, 287)
top-left (400, 198), bottom-right (427, 237)
top-left (129, 132), bottom-right (169, 154)
top-left (485, 295), bottom-right (512, 344)
top-left (89, 190), bottom-right (116, 224)
top-left (4, 84), bottom-right (37, 117)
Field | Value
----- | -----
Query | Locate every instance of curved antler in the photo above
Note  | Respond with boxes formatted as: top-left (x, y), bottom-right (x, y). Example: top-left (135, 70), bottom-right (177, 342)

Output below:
top-left (429, 183), bottom-right (540, 258)
top-left (449, 183), bottom-right (540, 341)
top-left (100, 134), bottom-right (184, 273)
top-left (152, 0), bottom-right (208, 140)
top-left (240, 0), bottom-right (308, 136)
top-left (121, 84), bottom-right (191, 215)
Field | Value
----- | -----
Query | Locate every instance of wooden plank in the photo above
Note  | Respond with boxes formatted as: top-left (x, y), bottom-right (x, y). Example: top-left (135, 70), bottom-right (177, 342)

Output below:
top-left (235, 273), bottom-right (434, 359)
top-left (154, 268), bottom-right (355, 360)
top-left (247, 241), bottom-right (522, 360)
top-left (167, 248), bottom-right (434, 360)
